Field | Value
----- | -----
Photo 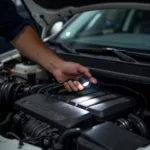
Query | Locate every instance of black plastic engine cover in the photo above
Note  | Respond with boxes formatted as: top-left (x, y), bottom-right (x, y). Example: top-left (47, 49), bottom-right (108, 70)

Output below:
top-left (68, 90), bottom-right (136, 121)
top-left (88, 97), bottom-right (136, 121)
top-left (77, 122), bottom-right (150, 150)
top-left (15, 94), bottom-right (92, 131)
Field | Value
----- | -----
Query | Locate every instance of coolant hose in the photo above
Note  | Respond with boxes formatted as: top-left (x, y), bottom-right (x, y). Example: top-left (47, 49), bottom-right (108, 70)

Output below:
top-left (54, 128), bottom-right (82, 150)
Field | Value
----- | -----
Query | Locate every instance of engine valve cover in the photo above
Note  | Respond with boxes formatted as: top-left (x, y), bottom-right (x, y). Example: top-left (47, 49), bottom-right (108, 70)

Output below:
top-left (15, 94), bottom-right (92, 131)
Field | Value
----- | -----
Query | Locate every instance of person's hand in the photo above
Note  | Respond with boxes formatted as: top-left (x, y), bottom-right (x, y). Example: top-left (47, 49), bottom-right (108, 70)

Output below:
top-left (11, 26), bottom-right (96, 91)
top-left (52, 61), bottom-right (97, 92)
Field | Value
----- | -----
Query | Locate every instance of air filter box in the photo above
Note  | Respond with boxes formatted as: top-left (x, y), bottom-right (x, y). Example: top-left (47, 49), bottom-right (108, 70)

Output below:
top-left (77, 122), bottom-right (150, 150)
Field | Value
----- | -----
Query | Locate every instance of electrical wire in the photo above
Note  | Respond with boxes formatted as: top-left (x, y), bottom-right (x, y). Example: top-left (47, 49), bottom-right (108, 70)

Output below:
top-left (37, 83), bottom-right (61, 94)
top-left (0, 113), bottom-right (13, 128)
top-left (23, 135), bottom-right (50, 143)
top-left (7, 132), bottom-right (51, 146)
top-left (6, 132), bottom-right (21, 141)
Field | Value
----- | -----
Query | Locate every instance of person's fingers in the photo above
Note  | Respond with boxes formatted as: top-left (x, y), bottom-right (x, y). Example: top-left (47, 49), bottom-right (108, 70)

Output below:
top-left (64, 82), bottom-right (72, 92)
top-left (74, 81), bottom-right (84, 91)
top-left (77, 65), bottom-right (97, 84)
top-left (89, 77), bottom-right (97, 84)
top-left (77, 65), bottom-right (91, 77)
top-left (68, 80), bottom-right (78, 91)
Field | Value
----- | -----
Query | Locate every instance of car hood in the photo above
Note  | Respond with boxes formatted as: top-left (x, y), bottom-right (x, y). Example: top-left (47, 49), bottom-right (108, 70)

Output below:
top-left (23, 0), bottom-right (149, 24)
top-left (22, 0), bottom-right (150, 38)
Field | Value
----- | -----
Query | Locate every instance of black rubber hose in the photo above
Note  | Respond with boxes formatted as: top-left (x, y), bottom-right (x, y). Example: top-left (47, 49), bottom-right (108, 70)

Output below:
top-left (54, 128), bottom-right (82, 150)
top-left (128, 114), bottom-right (149, 138)
top-left (0, 113), bottom-right (13, 128)
top-left (29, 84), bottom-right (44, 94)
top-left (58, 128), bottom-right (82, 144)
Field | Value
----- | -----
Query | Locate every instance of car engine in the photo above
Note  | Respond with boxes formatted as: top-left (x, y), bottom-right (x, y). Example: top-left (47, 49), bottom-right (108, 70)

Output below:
top-left (0, 52), bottom-right (150, 150)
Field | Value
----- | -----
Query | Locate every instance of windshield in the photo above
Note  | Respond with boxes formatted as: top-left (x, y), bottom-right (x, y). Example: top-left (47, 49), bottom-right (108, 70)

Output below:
top-left (55, 9), bottom-right (150, 51)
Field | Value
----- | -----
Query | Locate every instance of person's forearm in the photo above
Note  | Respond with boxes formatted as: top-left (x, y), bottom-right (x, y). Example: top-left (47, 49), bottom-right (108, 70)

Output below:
top-left (11, 26), bottom-right (64, 74)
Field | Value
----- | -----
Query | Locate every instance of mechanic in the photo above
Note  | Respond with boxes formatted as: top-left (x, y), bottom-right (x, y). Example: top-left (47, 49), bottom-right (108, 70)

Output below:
top-left (0, 0), bottom-right (97, 92)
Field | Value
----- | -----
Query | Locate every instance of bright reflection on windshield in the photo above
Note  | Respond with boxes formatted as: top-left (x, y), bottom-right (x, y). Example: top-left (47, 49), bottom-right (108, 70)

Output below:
top-left (66, 32), bottom-right (71, 37)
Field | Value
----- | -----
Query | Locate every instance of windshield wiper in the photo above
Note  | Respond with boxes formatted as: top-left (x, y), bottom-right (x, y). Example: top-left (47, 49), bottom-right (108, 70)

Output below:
top-left (76, 47), bottom-right (140, 64)
top-left (45, 40), bottom-right (77, 54)
top-left (46, 40), bottom-right (139, 63)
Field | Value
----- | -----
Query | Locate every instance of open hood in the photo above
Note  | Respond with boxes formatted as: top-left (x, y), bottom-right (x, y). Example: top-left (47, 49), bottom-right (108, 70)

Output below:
top-left (22, 0), bottom-right (150, 38)
top-left (28, 0), bottom-right (150, 8)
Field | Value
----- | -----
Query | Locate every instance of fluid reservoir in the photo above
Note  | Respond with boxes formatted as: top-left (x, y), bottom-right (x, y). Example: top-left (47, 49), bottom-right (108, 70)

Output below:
top-left (11, 62), bottom-right (48, 80)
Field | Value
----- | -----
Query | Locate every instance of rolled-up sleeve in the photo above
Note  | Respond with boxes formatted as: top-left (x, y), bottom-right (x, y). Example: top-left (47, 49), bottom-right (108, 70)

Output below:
top-left (0, 0), bottom-right (28, 41)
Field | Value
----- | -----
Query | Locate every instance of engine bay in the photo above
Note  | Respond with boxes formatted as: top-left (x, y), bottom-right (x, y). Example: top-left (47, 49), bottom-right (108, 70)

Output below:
top-left (0, 52), bottom-right (150, 150)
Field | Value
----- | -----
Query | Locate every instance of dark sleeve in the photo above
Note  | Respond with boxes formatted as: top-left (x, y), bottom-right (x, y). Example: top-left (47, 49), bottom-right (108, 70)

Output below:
top-left (0, 0), bottom-right (29, 41)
